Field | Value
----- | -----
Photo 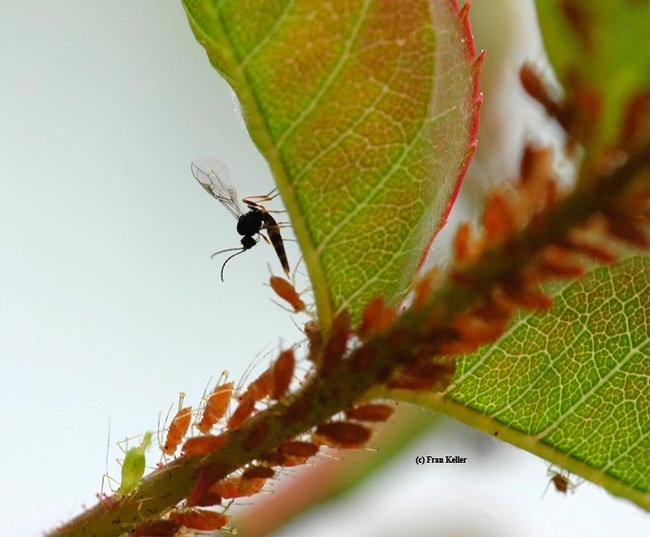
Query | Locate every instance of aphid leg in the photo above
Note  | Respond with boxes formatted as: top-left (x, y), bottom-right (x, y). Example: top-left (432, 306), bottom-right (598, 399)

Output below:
top-left (99, 419), bottom-right (117, 498)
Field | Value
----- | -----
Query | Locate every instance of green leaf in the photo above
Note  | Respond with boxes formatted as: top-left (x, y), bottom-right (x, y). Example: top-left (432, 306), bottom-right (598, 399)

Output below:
top-left (390, 255), bottom-right (650, 509)
top-left (182, 0), bottom-right (481, 325)
top-left (535, 0), bottom-right (650, 156)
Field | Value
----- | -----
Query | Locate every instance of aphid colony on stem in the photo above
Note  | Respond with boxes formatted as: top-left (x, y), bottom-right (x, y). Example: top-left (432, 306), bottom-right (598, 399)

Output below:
top-left (130, 506), bottom-right (232, 535)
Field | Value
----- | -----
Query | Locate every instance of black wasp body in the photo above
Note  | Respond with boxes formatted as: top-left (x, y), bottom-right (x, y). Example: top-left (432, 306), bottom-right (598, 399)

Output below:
top-left (192, 158), bottom-right (290, 281)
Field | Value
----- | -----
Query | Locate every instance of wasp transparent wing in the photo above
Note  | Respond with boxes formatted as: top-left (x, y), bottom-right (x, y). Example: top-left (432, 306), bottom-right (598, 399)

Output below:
top-left (191, 157), bottom-right (243, 219)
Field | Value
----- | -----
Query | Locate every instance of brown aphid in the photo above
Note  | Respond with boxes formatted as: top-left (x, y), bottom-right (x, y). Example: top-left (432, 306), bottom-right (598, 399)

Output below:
top-left (242, 465), bottom-right (275, 481)
top-left (209, 477), bottom-right (241, 500)
top-left (483, 191), bottom-right (519, 243)
top-left (196, 381), bottom-right (234, 434)
top-left (130, 519), bottom-right (181, 537)
top-left (606, 219), bottom-right (650, 249)
top-left (169, 508), bottom-right (230, 532)
top-left (187, 462), bottom-right (228, 507)
top-left (551, 473), bottom-right (571, 493)
top-left (502, 286), bottom-right (554, 311)
top-left (271, 348), bottom-right (295, 400)
top-left (345, 403), bottom-right (394, 422)
top-left (565, 231), bottom-right (618, 264)
top-left (304, 320), bottom-right (323, 365)
top-left (349, 342), bottom-right (378, 372)
top-left (538, 245), bottom-right (586, 279)
top-left (227, 395), bottom-right (256, 430)
top-left (620, 89), bottom-right (650, 149)
top-left (257, 451), bottom-right (289, 467)
top-left (182, 433), bottom-right (229, 456)
top-left (242, 420), bottom-right (271, 451)
top-left (558, 0), bottom-right (594, 51)
top-left (162, 405), bottom-right (193, 456)
top-left (245, 368), bottom-right (273, 402)
top-left (283, 455), bottom-right (314, 467)
top-left (210, 475), bottom-right (266, 499)
top-left (438, 341), bottom-right (481, 358)
top-left (519, 63), bottom-right (562, 122)
top-left (313, 422), bottom-right (372, 449)
top-left (237, 476), bottom-right (267, 496)
top-left (319, 310), bottom-right (351, 377)
top-left (453, 222), bottom-right (483, 265)
top-left (543, 468), bottom-right (579, 497)
top-left (357, 297), bottom-right (395, 339)
top-left (450, 313), bottom-right (508, 346)
top-left (388, 360), bottom-right (456, 392)
top-left (190, 490), bottom-right (223, 508)
top-left (412, 267), bottom-right (440, 308)
top-left (270, 275), bottom-right (306, 312)
top-left (280, 390), bottom-right (315, 427)
top-left (279, 440), bottom-right (320, 458)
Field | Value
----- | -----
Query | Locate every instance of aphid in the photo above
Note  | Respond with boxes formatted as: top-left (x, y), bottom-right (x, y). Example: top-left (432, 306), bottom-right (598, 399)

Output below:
top-left (271, 349), bottom-right (295, 400)
top-left (319, 310), bottom-right (351, 377)
top-left (196, 381), bottom-right (234, 435)
top-left (544, 469), bottom-right (578, 496)
top-left (130, 518), bottom-right (181, 536)
top-left (270, 275), bottom-right (306, 312)
top-left (117, 432), bottom-right (153, 497)
top-left (550, 473), bottom-right (571, 493)
top-left (279, 440), bottom-right (320, 458)
top-left (278, 440), bottom-right (320, 468)
top-left (453, 222), bottom-right (476, 264)
top-left (313, 422), bottom-right (372, 449)
top-left (357, 297), bottom-right (395, 339)
top-left (257, 451), bottom-right (289, 467)
top-left (236, 476), bottom-right (268, 496)
top-left (242, 420), bottom-right (271, 451)
top-left (244, 368), bottom-right (273, 403)
top-left (242, 465), bottom-right (276, 481)
top-left (192, 158), bottom-right (289, 280)
top-left (190, 490), bottom-right (223, 508)
top-left (209, 477), bottom-right (242, 499)
top-left (182, 433), bottom-right (229, 456)
top-left (162, 403), bottom-right (193, 456)
top-left (345, 403), bottom-right (394, 422)
top-left (187, 462), bottom-right (226, 507)
top-left (279, 391), bottom-right (315, 427)
top-left (227, 395), bottom-right (256, 431)
top-left (387, 360), bottom-right (457, 392)
top-left (209, 475), bottom-right (266, 499)
top-left (304, 319), bottom-right (323, 365)
top-left (169, 508), bottom-right (231, 531)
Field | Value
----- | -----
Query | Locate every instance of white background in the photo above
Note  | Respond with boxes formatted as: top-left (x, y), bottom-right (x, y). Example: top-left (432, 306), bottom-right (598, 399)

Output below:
top-left (0, 1), bottom-right (648, 536)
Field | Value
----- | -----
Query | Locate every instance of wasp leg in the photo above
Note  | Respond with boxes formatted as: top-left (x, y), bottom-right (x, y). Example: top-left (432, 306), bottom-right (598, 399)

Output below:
top-left (243, 187), bottom-right (282, 208)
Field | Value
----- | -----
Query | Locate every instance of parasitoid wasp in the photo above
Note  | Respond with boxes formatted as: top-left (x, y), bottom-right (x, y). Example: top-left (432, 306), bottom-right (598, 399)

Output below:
top-left (192, 158), bottom-right (290, 281)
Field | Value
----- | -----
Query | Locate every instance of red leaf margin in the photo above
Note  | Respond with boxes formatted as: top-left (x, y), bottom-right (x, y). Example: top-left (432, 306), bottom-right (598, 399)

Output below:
top-left (417, 0), bottom-right (484, 272)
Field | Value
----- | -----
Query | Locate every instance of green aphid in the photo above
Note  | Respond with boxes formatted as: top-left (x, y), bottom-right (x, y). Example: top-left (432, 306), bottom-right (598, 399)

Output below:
top-left (117, 431), bottom-right (153, 497)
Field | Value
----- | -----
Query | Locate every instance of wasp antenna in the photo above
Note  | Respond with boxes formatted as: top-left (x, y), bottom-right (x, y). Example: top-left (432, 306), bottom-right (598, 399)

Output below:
top-left (220, 249), bottom-right (247, 282)
top-left (210, 246), bottom-right (243, 260)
